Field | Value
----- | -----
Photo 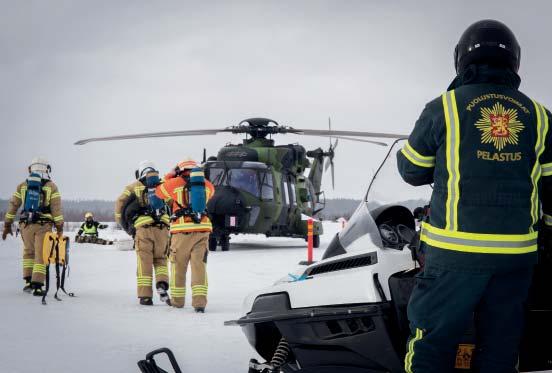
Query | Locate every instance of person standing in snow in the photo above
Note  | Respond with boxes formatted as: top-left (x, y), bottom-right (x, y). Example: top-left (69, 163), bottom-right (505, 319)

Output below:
top-left (75, 212), bottom-right (108, 243)
top-left (115, 161), bottom-right (171, 306)
top-left (2, 157), bottom-right (64, 295)
top-left (397, 20), bottom-right (552, 372)
top-left (155, 159), bottom-right (215, 312)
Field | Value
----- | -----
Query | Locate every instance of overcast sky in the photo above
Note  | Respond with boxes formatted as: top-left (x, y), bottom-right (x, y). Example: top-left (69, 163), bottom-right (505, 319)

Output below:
top-left (1, 0), bottom-right (552, 200)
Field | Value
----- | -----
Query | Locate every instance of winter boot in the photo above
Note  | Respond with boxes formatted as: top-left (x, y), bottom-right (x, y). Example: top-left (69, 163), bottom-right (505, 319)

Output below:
top-left (31, 282), bottom-right (45, 297)
top-left (156, 281), bottom-right (170, 305)
top-left (139, 297), bottom-right (153, 306)
top-left (194, 307), bottom-right (205, 313)
top-left (23, 277), bottom-right (32, 293)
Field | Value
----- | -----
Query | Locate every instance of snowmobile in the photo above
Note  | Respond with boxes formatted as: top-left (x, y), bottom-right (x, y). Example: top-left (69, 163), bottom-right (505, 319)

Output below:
top-left (225, 139), bottom-right (552, 373)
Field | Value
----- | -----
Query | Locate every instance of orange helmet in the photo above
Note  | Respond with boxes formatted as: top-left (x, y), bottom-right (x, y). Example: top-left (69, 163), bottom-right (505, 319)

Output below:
top-left (176, 159), bottom-right (199, 172)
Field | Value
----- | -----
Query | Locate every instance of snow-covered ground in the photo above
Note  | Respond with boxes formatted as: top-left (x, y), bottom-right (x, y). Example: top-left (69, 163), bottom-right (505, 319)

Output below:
top-left (0, 222), bottom-right (340, 373)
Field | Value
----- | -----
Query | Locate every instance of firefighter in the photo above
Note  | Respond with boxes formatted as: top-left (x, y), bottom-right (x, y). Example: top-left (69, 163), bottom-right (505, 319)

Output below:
top-left (155, 159), bottom-right (215, 312)
top-left (115, 161), bottom-right (171, 306)
top-left (397, 20), bottom-right (552, 373)
top-left (76, 212), bottom-right (108, 243)
top-left (2, 157), bottom-right (64, 295)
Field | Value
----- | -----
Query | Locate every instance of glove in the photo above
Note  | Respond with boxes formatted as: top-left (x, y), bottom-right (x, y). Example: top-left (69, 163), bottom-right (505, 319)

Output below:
top-left (2, 223), bottom-right (13, 240)
top-left (55, 224), bottom-right (64, 239)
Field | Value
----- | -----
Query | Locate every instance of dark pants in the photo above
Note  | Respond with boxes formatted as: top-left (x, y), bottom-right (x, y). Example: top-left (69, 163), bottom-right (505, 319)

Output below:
top-left (405, 264), bottom-right (533, 373)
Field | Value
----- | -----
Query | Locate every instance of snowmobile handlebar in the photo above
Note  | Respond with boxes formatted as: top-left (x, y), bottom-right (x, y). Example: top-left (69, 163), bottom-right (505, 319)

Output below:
top-left (137, 348), bottom-right (183, 373)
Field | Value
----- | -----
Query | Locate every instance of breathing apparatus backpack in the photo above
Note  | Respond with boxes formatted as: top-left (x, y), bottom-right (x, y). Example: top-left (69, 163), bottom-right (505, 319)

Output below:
top-left (170, 167), bottom-right (207, 224)
top-left (144, 173), bottom-right (167, 221)
top-left (187, 167), bottom-right (207, 223)
top-left (121, 194), bottom-right (140, 237)
top-left (22, 173), bottom-right (47, 223)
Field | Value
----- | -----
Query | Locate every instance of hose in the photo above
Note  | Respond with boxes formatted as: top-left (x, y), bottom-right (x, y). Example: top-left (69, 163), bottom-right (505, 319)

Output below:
top-left (269, 337), bottom-right (291, 369)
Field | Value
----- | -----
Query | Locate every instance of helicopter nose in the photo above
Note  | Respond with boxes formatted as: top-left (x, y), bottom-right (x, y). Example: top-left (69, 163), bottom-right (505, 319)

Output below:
top-left (207, 186), bottom-right (252, 230)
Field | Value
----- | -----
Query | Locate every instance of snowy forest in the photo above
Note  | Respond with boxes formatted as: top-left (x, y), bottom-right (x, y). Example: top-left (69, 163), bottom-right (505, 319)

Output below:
top-left (0, 198), bottom-right (362, 222)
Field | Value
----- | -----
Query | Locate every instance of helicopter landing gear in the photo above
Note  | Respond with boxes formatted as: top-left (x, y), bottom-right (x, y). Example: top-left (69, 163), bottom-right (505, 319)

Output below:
top-left (208, 234), bottom-right (231, 251)
top-left (208, 235), bottom-right (218, 252)
top-left (306, 234), bottom-right (320, 248)
top-left (220, 235), bottom-right (230, 251)
top-left (313, 234), bottom-right (320, 249)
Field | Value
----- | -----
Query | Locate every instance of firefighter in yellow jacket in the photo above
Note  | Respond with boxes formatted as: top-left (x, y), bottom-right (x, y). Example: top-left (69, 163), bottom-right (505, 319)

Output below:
top-left (2, 157), bottom-right (64, 295)
top-left (155, 159), bottom-right (215, 312)
top-left (115, 161), bottom-right (171, 306)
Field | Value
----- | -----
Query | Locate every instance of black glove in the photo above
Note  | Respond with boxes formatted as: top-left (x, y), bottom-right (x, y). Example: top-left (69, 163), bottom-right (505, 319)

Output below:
top-left (2, 223), bottom-right (13, 240)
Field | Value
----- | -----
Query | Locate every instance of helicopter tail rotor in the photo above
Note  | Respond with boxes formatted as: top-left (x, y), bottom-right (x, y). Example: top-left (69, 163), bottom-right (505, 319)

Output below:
top-left (324, 118), bottom-right (338, 189)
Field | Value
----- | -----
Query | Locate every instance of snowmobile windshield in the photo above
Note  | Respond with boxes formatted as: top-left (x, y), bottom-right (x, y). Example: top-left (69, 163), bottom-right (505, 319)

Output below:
top-left (324, 139), bottom-right (432, 257)
top-left (365, 139), bottom-right (432, 209)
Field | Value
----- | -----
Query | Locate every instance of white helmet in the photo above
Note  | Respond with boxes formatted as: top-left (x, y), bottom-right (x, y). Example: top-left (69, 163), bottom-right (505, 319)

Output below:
top-left (136, 160), bottom-right (157, 179)
top-left (29, 157), bottom-right (51, 178)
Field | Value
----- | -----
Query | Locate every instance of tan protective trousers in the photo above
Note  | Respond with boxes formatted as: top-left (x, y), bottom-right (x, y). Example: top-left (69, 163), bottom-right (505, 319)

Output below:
top-left (20, 222), bottom-right (53, 284)
top-left (135, 226), bottom-right (169, 298)
top-left (169, 232), bottom-right (209, 308)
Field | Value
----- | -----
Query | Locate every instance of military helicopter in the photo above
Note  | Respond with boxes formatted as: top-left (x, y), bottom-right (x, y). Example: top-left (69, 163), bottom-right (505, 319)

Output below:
top-left (75, 118), bottom-right (405, 251)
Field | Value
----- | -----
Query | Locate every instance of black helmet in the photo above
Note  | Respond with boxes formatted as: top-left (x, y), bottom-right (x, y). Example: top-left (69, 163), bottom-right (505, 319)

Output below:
top-left (454, 20), bottom-right (521, 73)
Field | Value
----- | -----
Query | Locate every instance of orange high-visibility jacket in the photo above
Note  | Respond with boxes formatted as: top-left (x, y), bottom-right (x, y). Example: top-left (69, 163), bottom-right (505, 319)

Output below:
top-left (155, 176), bottom-right (215, 234)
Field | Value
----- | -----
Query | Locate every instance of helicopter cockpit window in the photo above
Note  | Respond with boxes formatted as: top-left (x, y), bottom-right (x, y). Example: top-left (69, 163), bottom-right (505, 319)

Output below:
top-left (260, 172), bottom-right (274, 201)
top-left (207, 168), bottom-right (225, 185)
top-left (227, 169), bottom-right (260, 197)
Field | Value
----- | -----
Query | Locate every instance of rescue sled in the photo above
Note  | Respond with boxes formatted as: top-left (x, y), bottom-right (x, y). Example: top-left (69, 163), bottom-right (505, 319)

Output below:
top-left (225, 139), bottom-right (552, 373)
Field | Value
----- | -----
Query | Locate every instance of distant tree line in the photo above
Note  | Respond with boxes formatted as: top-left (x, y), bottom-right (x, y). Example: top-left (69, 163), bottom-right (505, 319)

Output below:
top-left (0, 198), bottom-right (362, 222)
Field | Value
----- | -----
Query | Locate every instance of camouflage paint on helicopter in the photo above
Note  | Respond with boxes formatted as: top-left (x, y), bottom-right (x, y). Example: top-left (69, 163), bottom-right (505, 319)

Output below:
top-left (205, 129), bottom-right (328, 251)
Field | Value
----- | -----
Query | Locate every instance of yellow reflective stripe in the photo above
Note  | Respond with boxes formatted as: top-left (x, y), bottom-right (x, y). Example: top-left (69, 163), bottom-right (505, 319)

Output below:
top-left (115, 213), bottom-right (122, 218)
top-left (421, 223), bottom-right (538, 254)
top-left (13, 192), bottom-right (21, 199)
top-left (174, 186), bottom-right (185, 205)
top-left (170, 287), bottom-right (186, 296)
top-left (134, 216), bottom-right (155, 227)
top-left (20, 186), bottom-right (27, 205)
top-left (42, 186), bottom-right (52, 205)
top-left (443, 90), bottom-right (461, 231)
top-left (158, 184), bottom-right (170, 200)
top-left (400, 141), bottom-right (436, 168)
top-left (155, 266), bottom-right (169, 275)
top-left (542, 162), bottom-right (552, 177)
top-left (123, 189), bottom-right (131, 197)
top-left (23, 259), bottom-right (35, 268)
top-left (134, 185), bottom-right (145, 196)
top-left (50, 192), bottom-right (61, 199)
top-left (5, 213), bottom-right (16, 219)
top-left (53, 215), bottom-right (64, 222)
top-left (32, 263), bottom-right (47, 274)
top-left (405, 328), bottom-right (423, 373)
top-left (531, 101), bottom-right (549, 228)
top-left (544, 214), bottom-right (552, 227)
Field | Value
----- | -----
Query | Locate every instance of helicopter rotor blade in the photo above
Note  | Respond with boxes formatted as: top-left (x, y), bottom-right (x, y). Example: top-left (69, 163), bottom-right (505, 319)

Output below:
top-left (291, 128), bottom-right (407, 140)
top-left (331, 135), bottom-right (386, 146)
top-left (74, 128), bottom-right (232, 145)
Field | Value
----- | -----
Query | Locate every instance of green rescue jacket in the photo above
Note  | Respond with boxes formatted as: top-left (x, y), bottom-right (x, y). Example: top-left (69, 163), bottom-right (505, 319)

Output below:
top-left (397, 65), bottom-right (552, 271)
